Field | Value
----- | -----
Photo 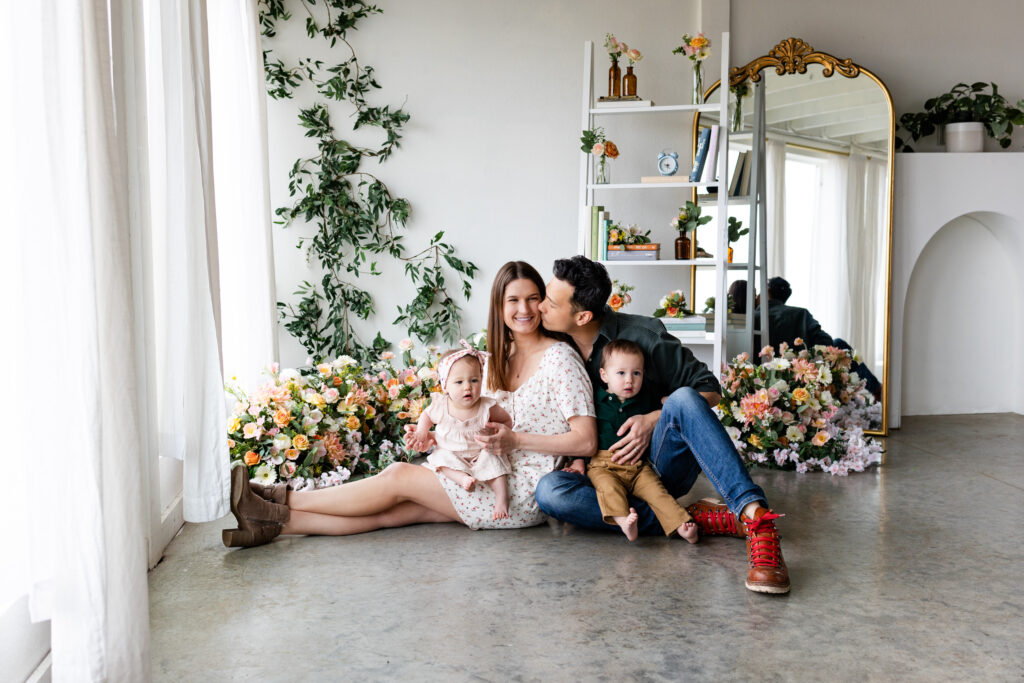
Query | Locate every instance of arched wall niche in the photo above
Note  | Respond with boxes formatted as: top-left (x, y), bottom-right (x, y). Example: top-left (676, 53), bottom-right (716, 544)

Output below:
top-left (891, 154), bottom-right (1024, 426)
top-left (902, 213), bottom-right (1021, 416)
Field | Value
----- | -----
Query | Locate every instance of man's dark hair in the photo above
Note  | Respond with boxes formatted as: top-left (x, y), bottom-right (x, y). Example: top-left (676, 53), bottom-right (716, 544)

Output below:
top-left (767, 276), bottom-right (792, 303)
top-left (600, 339), bottom-right (644, 368)
top-left (552, 255), bottom-right (612, 318)
top-left (728, 280), bottom-right (748, 314)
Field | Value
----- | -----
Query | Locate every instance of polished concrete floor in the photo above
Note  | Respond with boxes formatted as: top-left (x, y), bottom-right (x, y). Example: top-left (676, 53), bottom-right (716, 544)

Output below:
top-left (149, 414), bottom-right (1024, 682)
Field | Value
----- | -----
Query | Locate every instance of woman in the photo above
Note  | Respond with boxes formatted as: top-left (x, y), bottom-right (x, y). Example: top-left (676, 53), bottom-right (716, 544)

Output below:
top-left (223, 261), bottom-right (597, 546)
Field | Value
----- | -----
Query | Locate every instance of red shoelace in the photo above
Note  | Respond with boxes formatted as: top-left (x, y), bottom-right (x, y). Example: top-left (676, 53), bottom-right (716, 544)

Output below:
top-left (745, 511), bottom-right (785, 568)
top-left (693, 505), bottom-right (741, 535)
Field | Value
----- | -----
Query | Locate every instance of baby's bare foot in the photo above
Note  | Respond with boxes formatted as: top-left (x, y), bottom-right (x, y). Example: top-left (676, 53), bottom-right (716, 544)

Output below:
top-left (460, 476), bottom-right (478, 491)
top-left (493, 501), bottom-right (510, 520)
top-left (614, 508), bottom-right (639, 542)
top-left (678, 521), bottom-right (699, 544)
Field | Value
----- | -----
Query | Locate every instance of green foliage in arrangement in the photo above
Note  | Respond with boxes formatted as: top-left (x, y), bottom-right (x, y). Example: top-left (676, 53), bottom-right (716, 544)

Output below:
top-left (727, 216), bottom-right (748, 243)
top-left (896, 82), bottom-right (1024, 152)
top-left (259, 0), bottom-right (477, 362)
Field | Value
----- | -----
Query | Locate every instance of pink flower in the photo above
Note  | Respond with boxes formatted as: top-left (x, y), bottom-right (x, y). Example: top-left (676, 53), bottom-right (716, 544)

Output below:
top-left (380, 351), bottom-right (395, 361)
top-left (280, 460), bottom-right (297, 478)
top-left (270, 362), bottom-right (280, 374)
top-left (399, 338), bottom-right (414, 351)
top-left (759, 345), bottom-right (774, 358)
top-left (592, 142), bottom-right (605, 156)
top-left (811, 430), bottom-right (831, 446)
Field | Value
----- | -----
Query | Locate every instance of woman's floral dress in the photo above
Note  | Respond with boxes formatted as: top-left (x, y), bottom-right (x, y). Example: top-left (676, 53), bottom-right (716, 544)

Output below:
top-left (428, 341), bottom-right (595, 529)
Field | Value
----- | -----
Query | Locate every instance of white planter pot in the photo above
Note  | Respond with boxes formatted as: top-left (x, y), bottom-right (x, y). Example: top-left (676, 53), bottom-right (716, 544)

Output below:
top-left (944, 122), bottom-right (985, 153)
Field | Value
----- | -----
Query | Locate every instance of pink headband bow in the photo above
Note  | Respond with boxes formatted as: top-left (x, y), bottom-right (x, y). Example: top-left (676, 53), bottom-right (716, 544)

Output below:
top-left (437, 339), bottom-right (491, 391)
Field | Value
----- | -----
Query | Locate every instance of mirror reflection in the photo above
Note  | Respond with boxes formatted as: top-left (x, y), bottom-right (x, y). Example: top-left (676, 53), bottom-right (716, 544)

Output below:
top-left (695, 40), bottom-right (893, 433)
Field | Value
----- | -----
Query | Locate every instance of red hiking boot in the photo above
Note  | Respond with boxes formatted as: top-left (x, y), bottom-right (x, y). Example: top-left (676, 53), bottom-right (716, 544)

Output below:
top-left (743, 507), bottom-right (790, 594)
top-left (685, 498), bottom-right (745, 538)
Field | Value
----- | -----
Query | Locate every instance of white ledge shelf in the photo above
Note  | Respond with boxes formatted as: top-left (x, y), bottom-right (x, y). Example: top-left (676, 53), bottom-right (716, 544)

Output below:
top-left (589, 181), bottom-right (712, 190)
top-left (666, 331), bottom-right (715, 344)
top-left (596, 260), bottom-right (762, 269)
top-left (589, 103), bottom-right (722, 115)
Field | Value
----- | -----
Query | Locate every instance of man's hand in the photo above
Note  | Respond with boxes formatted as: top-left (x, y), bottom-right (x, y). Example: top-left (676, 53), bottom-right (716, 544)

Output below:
top-left (474, 422), bottom-right (519, 457)
top-left (404, 424), bottom-right (435, 453)
top-left (562, 458), bottom-right (587, 475)
top-left (609, 410), bottom-right (660, 465)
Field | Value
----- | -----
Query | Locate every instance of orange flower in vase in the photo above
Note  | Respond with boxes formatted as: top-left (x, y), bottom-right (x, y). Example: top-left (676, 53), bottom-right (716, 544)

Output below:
top-left (603, 141), bottom-right (620, 159)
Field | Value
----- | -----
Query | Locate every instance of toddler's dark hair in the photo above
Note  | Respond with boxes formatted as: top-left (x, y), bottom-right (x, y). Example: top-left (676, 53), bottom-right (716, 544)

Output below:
top-left (600, 339), bottom-right (645, 368)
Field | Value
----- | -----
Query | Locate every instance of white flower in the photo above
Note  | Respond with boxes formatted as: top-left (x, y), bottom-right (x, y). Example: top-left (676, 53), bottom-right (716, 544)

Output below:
top-left (309, 409), bottom-right (324, 424)
top-left (323, 388), bottom-right (340, 404)
top-left (659, 297), bottom-right (670, 309)
top-left (731, 406), bottom-right (744, 423)
top-left (786, 426), bottom-right (803, 442)
top-left (253, 464), bottom-right (277, 484)
top-left (820, 390), bottom-right (834, 406)
top-left (242, 422), bottom-right (261, 439)
top-left (725, 425), bottom-right (741, 441)
top-left (233, 401), bottom-right (249, 416)
top-left (270, 454), bottom-right (285, 465)
top-left (771, 379), bottom-right (789, 394)
top-left (712, 405), bottom-right (724, 418)
top-left (272, 433), bottom-right (292, 451)
top-left (795, 461), bottom-right (809, 474)
top-left (399, 338), bottom-right (414, 351)
top-left (280, 368), bottom-right (301, 382)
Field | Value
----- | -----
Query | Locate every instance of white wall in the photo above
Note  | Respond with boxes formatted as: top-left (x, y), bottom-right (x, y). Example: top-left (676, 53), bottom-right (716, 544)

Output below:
top-left (265, 1), bottom-right (1024, 417)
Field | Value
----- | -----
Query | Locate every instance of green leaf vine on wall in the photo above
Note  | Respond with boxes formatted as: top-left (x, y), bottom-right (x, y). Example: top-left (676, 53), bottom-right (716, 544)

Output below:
top-left (258, 0), bottom-right (478, 361)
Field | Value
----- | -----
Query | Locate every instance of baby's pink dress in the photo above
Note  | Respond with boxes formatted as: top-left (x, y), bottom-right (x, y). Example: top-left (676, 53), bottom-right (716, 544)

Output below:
top-left (424, 395), bottom-right (511, 482)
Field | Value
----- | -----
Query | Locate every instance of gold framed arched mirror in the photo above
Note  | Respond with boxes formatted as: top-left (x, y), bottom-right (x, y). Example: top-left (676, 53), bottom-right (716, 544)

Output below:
top-left (693, 38), bottom-right (894, 435)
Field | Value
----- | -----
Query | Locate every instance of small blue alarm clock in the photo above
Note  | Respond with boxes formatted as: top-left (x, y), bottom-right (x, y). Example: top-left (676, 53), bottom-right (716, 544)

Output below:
top-left (657, 150), bottom-right (679, 176)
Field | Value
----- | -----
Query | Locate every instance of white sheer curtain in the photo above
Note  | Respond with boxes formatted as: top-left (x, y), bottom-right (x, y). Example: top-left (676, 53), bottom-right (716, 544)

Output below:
top-left (765, 139), bottom-right (787, 278)
top-left (846, 152), bottom-right (887, 373)
top-left (1, 0), bottom-right (275, 678)
top-left (806, 153), bottom-right (850, 339)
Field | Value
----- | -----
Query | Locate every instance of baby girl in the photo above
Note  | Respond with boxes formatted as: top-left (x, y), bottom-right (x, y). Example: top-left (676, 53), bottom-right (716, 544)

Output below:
top-left (410, 343), bottom-right (514, 520)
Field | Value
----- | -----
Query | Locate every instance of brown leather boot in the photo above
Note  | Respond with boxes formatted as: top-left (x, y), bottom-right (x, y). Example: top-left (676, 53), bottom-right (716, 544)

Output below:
top-left (249, 480), bottom-right (289, 505)
top-left (222, 466), bottom-right (290, 548)
top-left (685, 498), bottom-right (745, 538)
top-left (742, 507), bottom-right (790, 594)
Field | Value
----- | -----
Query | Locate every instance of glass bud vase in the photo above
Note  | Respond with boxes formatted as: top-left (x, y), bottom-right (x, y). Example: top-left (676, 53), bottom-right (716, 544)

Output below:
top-left (674, 234), bottom-right (691, 260)
top-left (609, 57), bottom-right (622, 98)
top-left (623, 65), bottom-right (637, 97)
top-left (731, 95), bottom-right (743, 132)
top-left (692, 62), bottom-right (705, 105)
top-left (595, 156), bottom-right (609, 184)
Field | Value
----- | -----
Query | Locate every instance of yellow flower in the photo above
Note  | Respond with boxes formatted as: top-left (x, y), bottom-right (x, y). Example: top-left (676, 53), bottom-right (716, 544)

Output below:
top-left (292, 434), bottom-right (310, 450)
top-left (792, 387), bottom-right (810, 404)
top-left (345, 415), bottom-right (360, 431)
top-left (691, 35), bottom-right (708, 49)
top-left (228, 416), bottom-right (242, 433)
top-left (748, 434), bottom-right (762, 449)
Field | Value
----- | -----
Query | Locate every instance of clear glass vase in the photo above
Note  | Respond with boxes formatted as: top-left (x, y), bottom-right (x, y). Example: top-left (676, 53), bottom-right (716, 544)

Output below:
top-left (692, 62), bottom-right (705, 105)
top-left (595, 156), bottom-right (609, 184)
top-left (731, 94), bottom-right (743, 132)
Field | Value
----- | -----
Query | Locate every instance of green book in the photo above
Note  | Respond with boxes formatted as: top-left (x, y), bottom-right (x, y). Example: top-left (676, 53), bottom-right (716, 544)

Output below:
top-left (590, 205), bottom-right (603, 259)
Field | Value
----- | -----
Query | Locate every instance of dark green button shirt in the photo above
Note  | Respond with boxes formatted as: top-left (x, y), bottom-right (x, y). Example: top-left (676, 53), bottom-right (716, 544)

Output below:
top-left (585, 309), bottom-right (722, 404)
top-left (596, 386), bottom-right (661, 451)
top-left (754, 300), bottom-right (834, 351)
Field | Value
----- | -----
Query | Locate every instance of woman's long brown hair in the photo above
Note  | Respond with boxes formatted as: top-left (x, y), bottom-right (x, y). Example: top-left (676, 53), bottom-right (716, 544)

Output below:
top-left (486, 261), bottom-right (554, 392)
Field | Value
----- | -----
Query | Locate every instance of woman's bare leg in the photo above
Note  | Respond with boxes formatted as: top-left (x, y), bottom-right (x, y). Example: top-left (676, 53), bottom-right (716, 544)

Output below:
top-left (287, 462), bottom-right (459, 520)
top-left (282, 500), bottom-right (458, 536)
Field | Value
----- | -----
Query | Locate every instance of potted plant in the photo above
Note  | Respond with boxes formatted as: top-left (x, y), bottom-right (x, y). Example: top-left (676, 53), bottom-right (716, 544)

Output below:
top-left (896, 82), bottom-right (1024, 152)
top-left (669, 200), bottom-right (711, 260)
top-left (726, 216), bottom-right (748, 263)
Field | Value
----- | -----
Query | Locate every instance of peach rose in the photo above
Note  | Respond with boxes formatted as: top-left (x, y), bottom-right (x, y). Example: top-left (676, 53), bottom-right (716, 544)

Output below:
top-left (345, 416), bottom-right (361, 431)
top-left (592, 142), bottom-right (605, 156)
top-left (811, 430), bottom-right (831, 447)
top-left (292, 434), bottom-right (310, 450)
top-left (243, 451), bottom-right (260, 466)
top-left (333, 376), bottom-right (343, 387)
top-left (609, 294), bottom-right (624, 311)
top-left (792, 387), bottom-right (810, 404)
top-left (274, 409), bottom-right (291, 428)
top-left (284, 448), bottom-right (300, 461)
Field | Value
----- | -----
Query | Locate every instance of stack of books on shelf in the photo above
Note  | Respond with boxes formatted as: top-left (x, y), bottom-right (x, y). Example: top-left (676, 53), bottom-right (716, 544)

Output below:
top-left (704, 312), bottom-right (747, 331)
top-left (594, 97), bottom-right (655, 108)
top-left (661, 315), bottom-right (707, 332)
top-left (727, 151), bottom-right (753, 198)
top-left (689, 125), bottom-right (720, 190)
top-left (606, 244), bottom-right (660, 261)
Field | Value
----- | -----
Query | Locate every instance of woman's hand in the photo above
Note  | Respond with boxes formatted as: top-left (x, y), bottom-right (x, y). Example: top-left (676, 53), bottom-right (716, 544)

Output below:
top-left (474, 422), bottom-right (519, 457)
top-left (404, 424), bottom-right (435, 453)
top-left (609, 411), bottom-right (660, 465)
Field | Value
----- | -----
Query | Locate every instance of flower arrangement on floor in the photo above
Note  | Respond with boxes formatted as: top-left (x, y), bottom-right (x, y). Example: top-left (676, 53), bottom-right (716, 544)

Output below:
top-left (653, 290), bottom-right (691, 318)
top-left (607, 223), bottom-right (651, 246)
top-left (581, 127), bottom-right (619, 184)
top-left (672, 33), bottom-right (711, 104)
top-left (226, 341), bottom-right (443, 490)
top-left (715, 341), bottom-right (883, 476)
top-left (608, 279), bottom-right (635, 312)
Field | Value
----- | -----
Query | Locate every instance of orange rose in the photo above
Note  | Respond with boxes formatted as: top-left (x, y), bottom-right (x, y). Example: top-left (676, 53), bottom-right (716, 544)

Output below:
top-left (792, 387), bottom-right (810, 404)
top-left (666, 306), bottom-right (679, 317)
top-left (609, 294), bottom-right (624, 311)
top-left (345, 416), bottom-right (360, 431)
top-left (292, 434), bottom-right (310, 450)
top-left (243, 451), bottom-right (260, 466)
top-left (691, 35), bottom-right (708, 49)
top-left (333, 376), bottom-right (343, 387)
top-left (284, 448), bottom-right (300, 461)
top-left (274, 409), bottom-right (291, 428)
top-left (603, 140), bottom-right (620, 159)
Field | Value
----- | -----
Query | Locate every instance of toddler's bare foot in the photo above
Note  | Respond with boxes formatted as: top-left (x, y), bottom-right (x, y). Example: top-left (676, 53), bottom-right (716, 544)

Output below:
top-left (614, 508), bottom-right (639, 542)
top-left (493, 501), bottom-right (510, 520)
top-left (678, 521), bottom-right (699, 544)
top-left (460, 476), bottom-right (477, 491)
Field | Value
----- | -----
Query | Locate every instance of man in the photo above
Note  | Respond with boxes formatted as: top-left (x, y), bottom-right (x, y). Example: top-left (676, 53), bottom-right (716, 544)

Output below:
top-left (535, 255), bottom-right (790, 595)
top-left (756, 276), bottom-right (881, 398)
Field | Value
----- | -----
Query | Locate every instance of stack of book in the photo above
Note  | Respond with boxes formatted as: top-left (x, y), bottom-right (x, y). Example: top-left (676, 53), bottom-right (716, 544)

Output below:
top-left (661, 315), bottom-right (707, 332)
top-left (727, 151), bottom-right (753, 198)
top-left (606, 244), bottom-right (660, 261)
top-left (689, 125), bottom-right (720, 190)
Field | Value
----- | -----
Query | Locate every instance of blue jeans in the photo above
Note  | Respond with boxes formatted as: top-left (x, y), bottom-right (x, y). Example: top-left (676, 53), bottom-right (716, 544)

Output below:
top-left (535, 387), bottom-right (767, 536)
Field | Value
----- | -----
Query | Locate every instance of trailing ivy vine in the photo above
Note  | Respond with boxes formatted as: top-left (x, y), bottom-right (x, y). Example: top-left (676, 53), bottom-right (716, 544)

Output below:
top-left (259, 0), bottom-right (477, 361)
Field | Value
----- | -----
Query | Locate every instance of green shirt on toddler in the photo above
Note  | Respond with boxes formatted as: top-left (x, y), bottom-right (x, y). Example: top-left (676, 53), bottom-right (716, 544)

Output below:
top-left (595, 386), bottom-right (661, 452)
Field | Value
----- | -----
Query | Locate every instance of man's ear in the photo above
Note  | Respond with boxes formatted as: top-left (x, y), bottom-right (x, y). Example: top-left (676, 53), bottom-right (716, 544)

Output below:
top-left (574, 309), bottom-right (594, 327)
